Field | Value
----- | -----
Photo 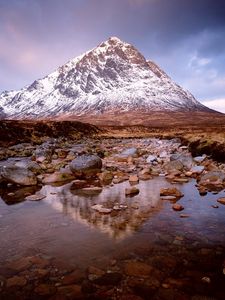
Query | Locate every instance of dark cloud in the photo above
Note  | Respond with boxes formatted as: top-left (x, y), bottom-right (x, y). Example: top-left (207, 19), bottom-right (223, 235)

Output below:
top-left (0, 0), bottom-right (225, 111)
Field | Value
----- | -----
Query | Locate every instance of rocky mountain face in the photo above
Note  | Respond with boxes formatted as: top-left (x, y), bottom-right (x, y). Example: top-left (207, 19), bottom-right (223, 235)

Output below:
top-left (0, 37), bottom-right (210, 119)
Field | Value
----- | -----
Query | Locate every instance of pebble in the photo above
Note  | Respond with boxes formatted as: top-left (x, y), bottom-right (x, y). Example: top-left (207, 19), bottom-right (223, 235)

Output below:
top-left (172, 203), bottom-right (184, 211)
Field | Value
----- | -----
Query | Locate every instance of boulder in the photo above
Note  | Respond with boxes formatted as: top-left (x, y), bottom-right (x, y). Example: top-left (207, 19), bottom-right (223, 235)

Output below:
top-left (70, 155), bottom-right (102, 177)
top-left (199, 171), bottom-right (225, 185)
top-left (115, 148), bottom-right (138, 161)
top-left (0, 165), bottom-right (37, 186)
top-left (170, 154), bottom-right (193, 170)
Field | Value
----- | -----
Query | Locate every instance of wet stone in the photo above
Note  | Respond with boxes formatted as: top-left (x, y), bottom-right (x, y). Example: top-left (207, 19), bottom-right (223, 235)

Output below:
top-left (172, 203), bottom-right (184, 211)
top-left (217, 197), bottom-right (225, 205)
top-left (160, 187), bottom-right (183, 198)
top-left (35, 284), bottom-right (56, 296)
top-left (25, 193), bottom-right (46, 201)
top-left (125, 186), bottom-right (139, 196)
top-left (93, 272), bottom-right (123, 285)
top-left (124, 261), bottom-right (153, 277)
top-left (6, 275), bottom-right (27, 287)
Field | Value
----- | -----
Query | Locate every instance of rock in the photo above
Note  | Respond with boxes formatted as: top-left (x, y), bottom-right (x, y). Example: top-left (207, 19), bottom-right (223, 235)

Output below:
top-left (93, 272), bottom-right (122, 285)
top-left (160, 196), bottom-right (177, 201)
top-left (139, 174), bottom-right (152, 180)
top-left (194, 155), bottom-right (206, 163)
top-left (6, 276), bottom-right (27, 287)
top-left (125, 186), bottom-right (139, 196)
top-left (14, 159), bottom-right (42, 174)
top-left (172, 203), bottom-right (184, 211)
top-left (129, 174), bottom-right (139, 183)
top-left (146, 155), bottom-right (157, 163)
top-left (113, 176), bottom-right (128, 184)
top-left (57, 285), bottom-right (82, 298)
top-left (164, 160), bottom-right (184, 172)
top-left (200, 171), bottom-right (225, 185)
top-left (98, 171), bottom-right (113, 185)
top-left (159, 151), bottom-right (168, 158)
top-left (170, 154), bottom-right (193, 170)
top-left (42, 172), bottom-right (75, 184)
top-left (190, 166), bottom-right (205, 174)
top-left (121, 148), bottom-right (138, 157)
top-left (115, 148), bottom-right (138, 161)
top-left (217, 197), bottom-right (225, 205)
top-left (124, 261), bottom-right (153, 277)
top-left (62, 270), bottom-right (85, 285)
top-left (91, 204), bottom-right (112, 214)
top-left (25, 193), bottom-right (46, 201)
top-left (0, 165), bottom-right (37, 186)
top-left (160, 187), bottom-right (183, 198)
top-left (35, 284), bottom-right (56, 296)
top-left (198, 187), bottom-right (207, 196)
top-left (35, 147), bottom-right (53, 163)
top-left (69, 154), bottom-right (102, 177)
top-left (6, 257), bottom-right (33, 271)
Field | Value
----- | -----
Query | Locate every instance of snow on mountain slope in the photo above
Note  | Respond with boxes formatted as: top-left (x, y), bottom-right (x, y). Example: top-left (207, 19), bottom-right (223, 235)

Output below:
top-left (0, 37), bottom-right (209, 119)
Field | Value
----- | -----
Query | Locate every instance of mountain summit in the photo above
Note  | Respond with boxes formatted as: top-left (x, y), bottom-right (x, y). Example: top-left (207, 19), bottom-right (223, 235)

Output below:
top-left (0, 37), bottom-right (210, 119)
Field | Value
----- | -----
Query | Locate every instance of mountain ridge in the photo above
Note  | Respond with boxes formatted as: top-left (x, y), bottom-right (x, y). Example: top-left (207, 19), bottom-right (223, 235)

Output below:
top-left (0, 36), bottom-right (213, 119)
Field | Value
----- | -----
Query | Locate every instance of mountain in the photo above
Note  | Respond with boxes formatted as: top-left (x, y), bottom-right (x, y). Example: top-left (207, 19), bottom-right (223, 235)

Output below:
top-left (0, 37), bottom-right (211, 119)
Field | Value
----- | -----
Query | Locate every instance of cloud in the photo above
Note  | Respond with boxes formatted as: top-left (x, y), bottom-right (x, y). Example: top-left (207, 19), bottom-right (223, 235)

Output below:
top-left (202, 98), bottom-right (225, 113)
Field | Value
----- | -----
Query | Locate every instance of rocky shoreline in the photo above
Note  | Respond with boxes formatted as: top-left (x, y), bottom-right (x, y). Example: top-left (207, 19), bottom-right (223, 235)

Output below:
top-left (0, 137), bottom-right (225, 299)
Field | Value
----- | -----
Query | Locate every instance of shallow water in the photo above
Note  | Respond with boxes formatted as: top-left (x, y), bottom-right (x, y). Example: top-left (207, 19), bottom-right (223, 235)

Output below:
top-left (0, 177), bottom-right (225, 269)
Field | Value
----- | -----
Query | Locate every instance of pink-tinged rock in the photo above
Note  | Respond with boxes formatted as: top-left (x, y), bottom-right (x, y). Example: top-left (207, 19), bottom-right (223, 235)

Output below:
top-left (217, 197), bottom-right (225, 205)
top-left (172, 203), bottom-right (184, 211)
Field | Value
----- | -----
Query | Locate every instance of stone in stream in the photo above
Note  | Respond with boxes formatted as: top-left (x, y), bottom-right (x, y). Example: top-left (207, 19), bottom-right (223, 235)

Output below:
top-left (42, 171), bottom-right (75, 184)
top-left (0, 165), bottom-right (37, 186)
top-left (124, 261), bottom-right (153, 277)
top-left (160, 196), bottom-right (177, 201)
top-left (70, 154), bottom-right (102, 177)
top-left (6, 275), bottom-right (27, 287)
top-left (199, 171), bottom-right (225, 186)
top-left (194, 155), bottom-right (206, 163)
top-left (25, 194), bottom-right (46, 201)
top-left (170, 153), bottom-right (193, 170)
top-left (125, 186), bottom-right (139, 196)
top-left (164, 161), bottom-right (184, 173)
top-left (98, 171), bottom-right (113, 185)
top-left (172, 203), bottom-right (184, 211)
top-left (160, 187), bottom-right (183, 198)
top-left (198, 186), bottom-right (207, 196)
top-left (217, 197), bottom-right (225, 205)
top-left (129, 174), bottom-right (139, 183)
top-left (190, 166), bottom-right (205, 174)
top-left (93, 272), bottom-right (123, 285)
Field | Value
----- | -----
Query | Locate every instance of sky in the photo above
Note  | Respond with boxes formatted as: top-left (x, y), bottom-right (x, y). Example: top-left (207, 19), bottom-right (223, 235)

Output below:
top-left (0, 0), bottom-right (225, 112)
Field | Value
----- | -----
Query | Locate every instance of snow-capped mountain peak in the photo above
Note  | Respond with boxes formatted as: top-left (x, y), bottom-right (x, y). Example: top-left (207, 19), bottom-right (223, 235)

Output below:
top-left (0, 36), bottom-right (209, 119)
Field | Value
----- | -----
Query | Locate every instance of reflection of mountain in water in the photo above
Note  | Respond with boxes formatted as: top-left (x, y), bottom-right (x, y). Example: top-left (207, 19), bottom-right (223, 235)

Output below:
top-left (40, 177), bottom-right (172, 240)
